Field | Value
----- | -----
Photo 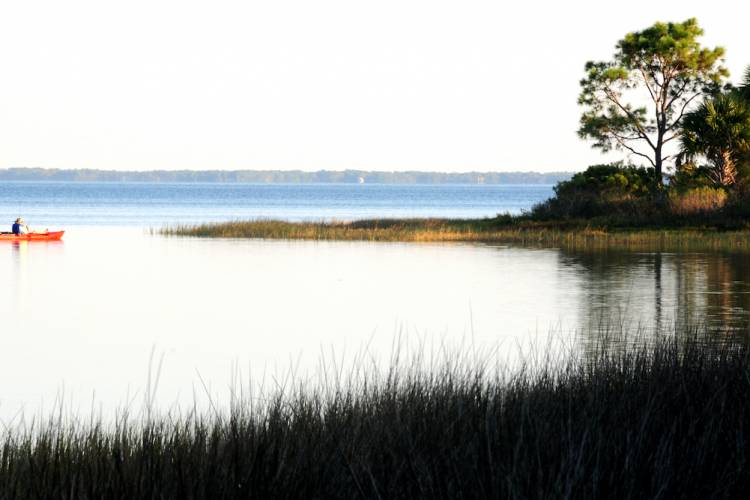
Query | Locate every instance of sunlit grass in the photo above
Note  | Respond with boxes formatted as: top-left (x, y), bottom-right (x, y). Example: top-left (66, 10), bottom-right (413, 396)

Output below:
top-left (160, 217), bottom-right (750, 251)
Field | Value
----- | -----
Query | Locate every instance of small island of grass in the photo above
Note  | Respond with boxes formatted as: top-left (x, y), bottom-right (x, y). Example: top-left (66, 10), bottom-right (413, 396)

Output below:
top-left (160, 216), bottom-right (750, 252)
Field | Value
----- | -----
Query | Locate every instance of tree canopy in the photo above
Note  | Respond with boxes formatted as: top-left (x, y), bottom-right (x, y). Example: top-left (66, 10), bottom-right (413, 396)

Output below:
top-left (679, 92), bottom-right (750, 186)
top-left (578, 18), bottom-right (728, 184)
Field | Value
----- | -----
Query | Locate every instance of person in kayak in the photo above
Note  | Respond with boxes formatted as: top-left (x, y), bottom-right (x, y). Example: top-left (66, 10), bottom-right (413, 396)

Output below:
top-left (11, 218), bottom-right (30, 235)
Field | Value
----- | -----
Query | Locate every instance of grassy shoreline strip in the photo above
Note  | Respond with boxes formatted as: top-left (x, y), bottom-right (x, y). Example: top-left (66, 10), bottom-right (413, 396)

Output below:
top-left (160, 218), bottom-right (750, 251)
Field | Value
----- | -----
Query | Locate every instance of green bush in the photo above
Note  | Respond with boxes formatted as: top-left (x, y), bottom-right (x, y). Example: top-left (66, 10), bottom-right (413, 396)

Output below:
top-left (670, 162), bottom-right (715, 190)
top-left (557, 163), bottom-right (653, 195)
top-left (532, 163), bottom-right (654, 219)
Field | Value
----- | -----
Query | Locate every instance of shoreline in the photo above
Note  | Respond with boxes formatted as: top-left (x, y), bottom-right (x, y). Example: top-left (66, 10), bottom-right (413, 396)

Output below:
top-left (159, 217), bottom-right (750, 251)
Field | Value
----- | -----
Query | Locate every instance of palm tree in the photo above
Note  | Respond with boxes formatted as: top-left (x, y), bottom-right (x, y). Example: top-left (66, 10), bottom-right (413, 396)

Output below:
top-left (679, 91), bottom-right (750, 186)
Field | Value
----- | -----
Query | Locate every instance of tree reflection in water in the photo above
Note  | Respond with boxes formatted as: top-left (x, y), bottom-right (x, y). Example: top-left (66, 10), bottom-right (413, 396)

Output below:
top-left (557, 248), bottom-right (750, 354)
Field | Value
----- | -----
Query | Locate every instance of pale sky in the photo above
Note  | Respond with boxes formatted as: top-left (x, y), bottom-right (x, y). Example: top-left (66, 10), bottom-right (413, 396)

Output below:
top-left (0, 0), bottom-right (746, 172)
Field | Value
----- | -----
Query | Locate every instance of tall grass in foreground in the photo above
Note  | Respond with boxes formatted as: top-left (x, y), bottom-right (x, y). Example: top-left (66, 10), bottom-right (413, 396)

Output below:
top-left (1, 337), bottom-right (749, 499)
top-left (160, 217), bottom-right (750, 251)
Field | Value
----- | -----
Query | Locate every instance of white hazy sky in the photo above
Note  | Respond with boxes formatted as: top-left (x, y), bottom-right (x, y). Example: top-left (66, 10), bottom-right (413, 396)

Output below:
top-left (0, 0), bottom-right (746, 172)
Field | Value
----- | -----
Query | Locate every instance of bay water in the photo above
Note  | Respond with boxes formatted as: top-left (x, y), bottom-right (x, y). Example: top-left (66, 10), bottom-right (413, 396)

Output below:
top-left (1, 181), bottom-right (748, 420)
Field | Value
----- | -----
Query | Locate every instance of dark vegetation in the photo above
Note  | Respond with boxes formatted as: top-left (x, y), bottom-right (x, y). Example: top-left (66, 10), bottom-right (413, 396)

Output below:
top-left (528, 162), bottom-right (750, 228)
top-left (1, 337), bottom-right (749, 499)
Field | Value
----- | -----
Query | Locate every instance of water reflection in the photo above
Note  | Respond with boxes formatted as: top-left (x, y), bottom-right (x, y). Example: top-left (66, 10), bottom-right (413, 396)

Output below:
top-left (560, 248), bottom-right (750, 352)
top-left (3, 230), bottom-right (750, 420)
top-left (10, 240), bottom-right (30, 267)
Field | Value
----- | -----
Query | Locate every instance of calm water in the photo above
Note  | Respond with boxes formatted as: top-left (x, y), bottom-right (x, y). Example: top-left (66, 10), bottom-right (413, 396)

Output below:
top-left (0, 181), bottom-right (554, 225)
top-left (2, 182), bottom-right (749, 420)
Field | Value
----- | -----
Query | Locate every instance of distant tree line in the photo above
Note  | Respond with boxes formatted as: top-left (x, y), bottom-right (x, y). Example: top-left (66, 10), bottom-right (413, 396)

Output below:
top-left (0, 168), bottom-right (573, 185)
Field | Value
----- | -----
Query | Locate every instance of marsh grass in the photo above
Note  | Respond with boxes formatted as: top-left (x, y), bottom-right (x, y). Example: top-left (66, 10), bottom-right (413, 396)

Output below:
top-left (1, 336), bottom-right (749, 499)
top-left (160, 217), bottom-right (750, 251)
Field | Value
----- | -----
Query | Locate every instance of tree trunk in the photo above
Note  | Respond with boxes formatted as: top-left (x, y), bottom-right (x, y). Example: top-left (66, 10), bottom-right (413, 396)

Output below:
top-left (654, 111), bottom-right (665, 188)
top-left (655, 156), bottom-right (662, 185)
top-left (654, 145), bottom-right (663, 188)
top-left (719, 150), bottom-right (737, 186)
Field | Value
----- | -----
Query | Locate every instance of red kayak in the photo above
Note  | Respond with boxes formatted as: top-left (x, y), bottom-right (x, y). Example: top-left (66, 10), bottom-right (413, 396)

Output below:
top-left (0, 231), bottom-right (64, 241)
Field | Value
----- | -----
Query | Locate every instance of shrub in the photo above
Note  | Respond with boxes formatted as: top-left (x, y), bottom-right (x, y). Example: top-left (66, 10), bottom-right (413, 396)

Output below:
top-left (532, 163), bottom-right (654, 219)
top-left (668, 187), bottom-right (727, 216)
top-left (670, 162), bottom-right (715, 190)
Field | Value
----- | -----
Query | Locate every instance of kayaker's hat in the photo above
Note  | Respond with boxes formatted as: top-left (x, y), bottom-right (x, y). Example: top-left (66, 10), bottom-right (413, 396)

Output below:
top-left (15, 218), bottom-right (23, 223)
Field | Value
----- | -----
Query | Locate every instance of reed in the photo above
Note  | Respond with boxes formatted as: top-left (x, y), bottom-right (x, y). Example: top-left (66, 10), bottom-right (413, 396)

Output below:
top-left (160, 217), bottom-right (750, 251)
top-left (1, 336), bottom-right (749, 498)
